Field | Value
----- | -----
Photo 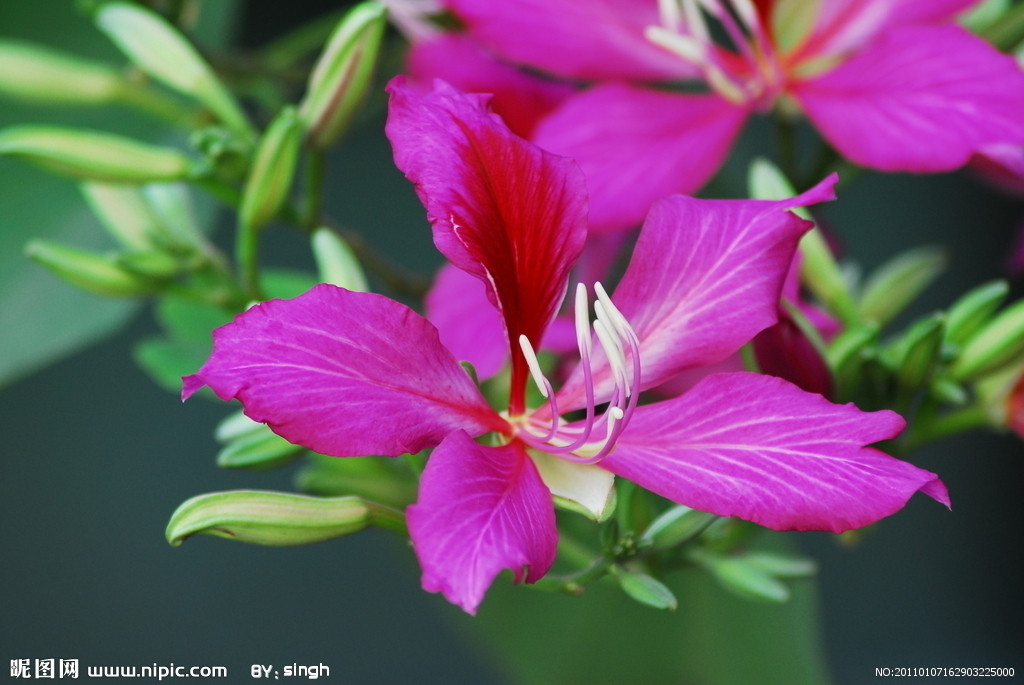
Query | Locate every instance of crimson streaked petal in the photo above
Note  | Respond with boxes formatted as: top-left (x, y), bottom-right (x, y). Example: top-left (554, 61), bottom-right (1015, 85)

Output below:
top-left (446, 0), bottom-right (694, 81)
top-left (386, 77), bottom-right (588, 411)
top-left (558, 175), bottom-right (837, 410)
top-left (602, 373), bottom-right (948, 533)
top-left (533, 84), bottom-right (748, 232)
top-left (792, 25), bottom-right (1024, 172)
top-left (182, 284), bottom-right (502, 457)
top-left (408, 431), bottom-right (558, 614)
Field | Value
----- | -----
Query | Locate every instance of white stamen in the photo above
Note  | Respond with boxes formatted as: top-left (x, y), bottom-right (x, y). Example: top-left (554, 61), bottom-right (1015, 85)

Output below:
top-left (518, 334), bottom-right (549, 399)
top-left (657, 0), bottom-right (682, 30)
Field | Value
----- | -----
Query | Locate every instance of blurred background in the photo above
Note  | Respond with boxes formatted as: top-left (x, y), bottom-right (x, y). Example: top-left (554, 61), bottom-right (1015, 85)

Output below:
top-left (2, 1), bottom-right (1022, 683)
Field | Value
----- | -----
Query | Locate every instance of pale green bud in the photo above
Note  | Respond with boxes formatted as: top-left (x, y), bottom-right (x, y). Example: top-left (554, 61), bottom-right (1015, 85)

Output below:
top-left (81, 182), bottom-right (163, 250)
top-left (883, 314), bottom-right (946, 389)
top-left (95, 2), bottom-right (254, 139)
top-left (0, 39), bottom-right (124, 105)
top-left (945, 280), bottom-right (1009, 347)
top-left (694, 550), bottom-right (791, 603)
top-left (299, 2), bottom-right (387, 148)
top-left (858, 246), bottom-right (947, 325)
top-left (216, 428), bottom-right (304, 471)
top-left (0, 126), bottom-right (193, 182)
top-left (613, 569), bottom-right (678, 611)
top-left (239, 107), bottom-right (302, 231)
top-left (311, 228), bottom-right (369, 291)
top-left (25, 240), bottom-right (162, 298)
top-left (165, 490), bottom-right (406, 547)
top-left (747, 158), bottom-right (857, 323)
top-left (951, 299), bottom-right (1024, 380)
top-left (115, 250), bottom-right (181, 279)
top-left (639, 505), bottom-right (717, 551)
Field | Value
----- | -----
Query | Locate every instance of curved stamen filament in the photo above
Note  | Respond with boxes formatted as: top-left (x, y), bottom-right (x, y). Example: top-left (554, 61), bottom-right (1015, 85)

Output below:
top-left (515, 282), bottom-right (641, 463)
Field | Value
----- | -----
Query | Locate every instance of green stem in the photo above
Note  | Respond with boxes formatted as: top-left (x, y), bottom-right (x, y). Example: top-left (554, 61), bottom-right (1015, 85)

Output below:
top-left (301, 148), bottom-right (326, 230)
top-left (235, 220), bottom-right (264, 300)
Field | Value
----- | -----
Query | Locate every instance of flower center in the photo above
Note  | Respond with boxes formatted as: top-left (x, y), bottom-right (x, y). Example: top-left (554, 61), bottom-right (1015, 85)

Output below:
top-left (513, 282), bottom-right (641, 463)
top-left (646, 0), bottom-right (785, 109)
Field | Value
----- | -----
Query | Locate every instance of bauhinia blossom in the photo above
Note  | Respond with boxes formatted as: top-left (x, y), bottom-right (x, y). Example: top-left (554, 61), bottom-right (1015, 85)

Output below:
top-left (183, 78), bottom-right (948, 613)
top-left (413, 0), bottom-right (1024, 231)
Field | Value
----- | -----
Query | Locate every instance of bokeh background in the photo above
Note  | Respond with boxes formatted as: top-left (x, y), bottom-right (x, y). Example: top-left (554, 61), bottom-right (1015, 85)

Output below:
top-left (2, 2), bottom-right (1022, 683)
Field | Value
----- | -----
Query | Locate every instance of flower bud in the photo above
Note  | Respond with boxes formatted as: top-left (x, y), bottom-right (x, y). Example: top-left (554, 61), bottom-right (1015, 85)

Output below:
top-left (25, 240), bottom-right (163, 298)
top-left (81, 182), bottom-right (162, 251)
top-left (0, 39), bottom-right (124, 105)
top-left (639, 505), bottom-right (717, 551)
top-left (693, 550), bottom-right (790, 603)
top-left (858, 246), bottom-right (947, 325)
top-left (945, 280), bottom-right (1009, 347)
top-left (0, 126), bottom-right (193, 182)
top-left (115, 250), bottom-right (180, 279)
top-left (238, 107), bottom-right (302, 231)
top-left (165, 490), bottom-right (406, 547)
top-left (216, 426), bottom-right (304, 471)
top-left (614, 569), bottom-right (678, 611)
top-left (884, 314), bottom-right (946, 389)
top-left (298, 2), bottom-right (387, 148)
top-left (94, 1), bottom-right (254, 139)
top-left (951, 298), bottom-right (1024, 380)
top-left (311, 227), bottom-right (368, 291)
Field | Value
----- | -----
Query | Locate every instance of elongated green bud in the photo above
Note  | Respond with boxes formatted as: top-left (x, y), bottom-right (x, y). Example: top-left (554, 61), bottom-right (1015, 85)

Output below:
top-left (216, 428), bottom-right (304, 471)
top-left (311, 227), bottom-right (368, 291)
top-left (858, 246), bottom-right (947, 325)
top-left (613, 569), bottom-right (678, 610)
top-left (747, 158), bottom-right (857, 323)
top-left (693, 550), bottom-right (791, 603)
top-left (166, 490), bottom-right (406, 547)
top-left (95, 2), bottom-right (254, 139)
top-left (25, 240), bottom-right (162, 297)
top-left (239, 107), bottom-right (302, 231)
top-left (0, 39), bottom-right (124, 105)
top-left (951, 299), bottom-right (1024, 380)
top-left (81, 182), bottom-right (162, 250)
top-left (884, 314), bottom-right (946, 389)
top-left (639, 505), bottom-right (717, 551)
top-left (299, 2), bottom-right (387, 148)
top-left (0, 126), bottom-right (192, 182)
top-left (115, 250), bottom-right (180, 279)
top-left (945, 280), bottom-right (1009, 346)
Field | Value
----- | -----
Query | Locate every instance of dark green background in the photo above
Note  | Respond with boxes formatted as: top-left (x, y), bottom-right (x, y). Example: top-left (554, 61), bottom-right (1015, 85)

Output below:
top-left (2, 2), bottom-right (1022, 683)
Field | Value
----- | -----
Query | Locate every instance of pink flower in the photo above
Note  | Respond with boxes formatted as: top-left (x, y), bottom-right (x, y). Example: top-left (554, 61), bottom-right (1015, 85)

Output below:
top-left (183, 78), bottom-right (947, 613)
top-left (419, 0), bottom-right (1024, 231)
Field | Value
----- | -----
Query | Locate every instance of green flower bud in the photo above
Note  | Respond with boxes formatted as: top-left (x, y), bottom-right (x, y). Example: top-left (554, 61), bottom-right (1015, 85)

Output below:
top-left (858, 246), bottom-right (947, 325)
top-left (0, 126), bottom-right (193, 182)
top-left (945, 280), bottom-right (1009, 347)
top-left (883, 314), bottom-right (946, 389)
top-left (951, 298), bottom-right (1024, 380)
top-left (81, 182), bottom-right (162, 250)
top-left (299, 2), bottom-right (387, 148)
top-left (312, 227), bottom-right (368, 291)
top-left (115, 250), bottom-right (180, 279)
top-left (613, 569), bottom-right (678, 611)
top-left (639, 505), bottom-right (717, 551)
top-left (166, 490), bottom-right (406, 546)
top-left (216, 427), bottom-right (304, 471)
top-left (25, 239), bottom-right (162, 298)
top-left (747, 157), bottom-right (857, 323)
top-left (94, 2), bottom-right (254, 139)
top-left (238, 107), bottom-right (302, 232)
top-left (0, 39), bottom-right (124, 105)
top-left (693, 550), bottom-right (791, 603)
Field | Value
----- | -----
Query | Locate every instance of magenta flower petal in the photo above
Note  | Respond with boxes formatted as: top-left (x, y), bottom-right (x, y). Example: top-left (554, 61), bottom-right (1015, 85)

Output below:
top-left (558, 175), bottom-right (837, 410)
top-left (183, 284), bottom-right (502, 457)
top-left (601, 373), bottom-right (948, 533)
top-left (792, 25), bottom-right (1024, 172)
top-left (407, 33), bottom-right (572, 138)
top-left (425, 263), bottom-right (508, 380)
top-left (533, 84), bottom-right (748, 233)
top-left (408, 430), bottom-right (558, 614)
top-left (445, 0), bottom-right (692, 82)
top-left (386, 76), bottom-right (588, 412)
